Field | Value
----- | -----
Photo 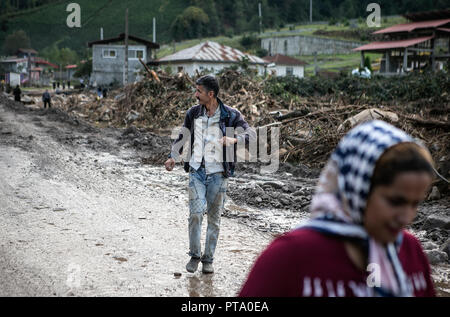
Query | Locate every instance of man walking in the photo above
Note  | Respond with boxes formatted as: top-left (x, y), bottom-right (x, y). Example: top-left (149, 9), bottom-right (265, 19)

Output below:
top-left (42, 89), bottom-right (51, 108)
top-left (164, 75), bottom-right (254, 274)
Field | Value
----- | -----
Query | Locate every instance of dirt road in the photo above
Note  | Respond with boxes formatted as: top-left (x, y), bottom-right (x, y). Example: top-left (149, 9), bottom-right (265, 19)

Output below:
top-left (0, 98), bottom-right (448, 296)
top-left (0, 101), bottom-right (281, 296)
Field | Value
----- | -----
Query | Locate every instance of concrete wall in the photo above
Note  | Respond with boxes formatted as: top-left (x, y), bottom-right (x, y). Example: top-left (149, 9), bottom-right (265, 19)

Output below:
top-left (91, 44), bottom-right (149, 86)
top-left (262, 35), bottom-right (362, 56)
top-left (269, 65), bottom-right (304, 78)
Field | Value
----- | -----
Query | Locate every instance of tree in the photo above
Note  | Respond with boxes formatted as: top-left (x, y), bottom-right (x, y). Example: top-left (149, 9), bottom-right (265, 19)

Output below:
top-left (234, 0), bottom-right (246, 34)
top-left (73, 59), bottom-right (92, 79)
top-left (3, 30), bottom-right (31, 55)
top-left (191, 0), bottom-right (220, 36)
top-left (41, 43), bottom-right (78, 67)
top-left (170, 6), bottom-right (209, 41)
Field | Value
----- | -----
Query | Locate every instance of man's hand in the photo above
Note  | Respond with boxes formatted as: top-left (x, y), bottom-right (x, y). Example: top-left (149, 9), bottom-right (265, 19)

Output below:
top-left (164, 158), bottom-right (176, 171)
top-left (219, 136), bottom-right (237, 147)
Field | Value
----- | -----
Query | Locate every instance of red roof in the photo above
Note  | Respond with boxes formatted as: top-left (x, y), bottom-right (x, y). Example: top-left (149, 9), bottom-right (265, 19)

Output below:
top-left (263, 54), bottom-right (308, 66)
top-left (32, 58), bottom-right (59, 69)
top-left (65, 64), bottom-right (78, 69)
top-left (353, 36), bottom-right (434, 52)
top-left (373, 18), bottom-right (450, 34)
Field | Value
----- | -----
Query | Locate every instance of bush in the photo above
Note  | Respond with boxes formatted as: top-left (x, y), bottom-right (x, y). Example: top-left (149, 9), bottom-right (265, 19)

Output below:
top-left (264, 72), bottom-right (450, 104)
top-left (240, 34), bottom-right (259, 49)
top-left (255, 48), bottom-right (268, 58)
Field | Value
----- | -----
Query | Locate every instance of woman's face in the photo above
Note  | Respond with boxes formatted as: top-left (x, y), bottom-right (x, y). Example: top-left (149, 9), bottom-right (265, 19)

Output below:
top-left (364, 171), bottom-right (432, 244)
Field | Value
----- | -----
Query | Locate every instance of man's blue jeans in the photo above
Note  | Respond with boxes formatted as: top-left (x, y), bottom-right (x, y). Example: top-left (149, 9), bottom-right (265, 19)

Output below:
top-left (188, 167), bottom-right (228, 263)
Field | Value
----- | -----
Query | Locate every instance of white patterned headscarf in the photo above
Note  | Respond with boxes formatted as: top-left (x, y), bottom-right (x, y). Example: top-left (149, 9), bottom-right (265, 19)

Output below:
top-left (299, 120), bottom-right (418, 297)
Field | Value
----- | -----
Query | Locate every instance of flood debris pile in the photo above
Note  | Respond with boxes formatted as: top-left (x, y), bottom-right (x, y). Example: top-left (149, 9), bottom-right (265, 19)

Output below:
top-left (263, 72), bottom-right (449, 196)
top-left (7, 70), bottom-right (448, 193)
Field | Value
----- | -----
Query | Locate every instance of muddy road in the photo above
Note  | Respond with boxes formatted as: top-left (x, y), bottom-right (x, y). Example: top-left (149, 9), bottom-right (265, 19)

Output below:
top-left (0, 98), bottom-right (448, 296)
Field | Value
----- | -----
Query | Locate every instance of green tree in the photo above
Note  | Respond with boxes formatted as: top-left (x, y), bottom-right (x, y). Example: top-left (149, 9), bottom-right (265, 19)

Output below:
top-left (73, 59), bottom-right (92, 78)
top-left (3, 29), bottom-right (31, 55)
top-left (41, 43), bottom-right (78, 67)
top-left (170, 6), bottom-right (209, 41)
top-left (191, 0), bottom-right (220, 36)
top-left (234, 0), bottom-right (246, 34)
top-left (364, 56), bottom-right (372, 72)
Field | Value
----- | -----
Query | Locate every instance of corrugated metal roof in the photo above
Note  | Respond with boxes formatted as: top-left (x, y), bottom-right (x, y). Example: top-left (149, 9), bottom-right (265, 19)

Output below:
top-left (0, 57), bottom-right (27, 63)
top-left (263, 54), bottom-right (307, 66)
top-left (158, 41), bottom-right (266, 64)
top-left (353, 36), bottom-right (434, 52)
top-left (373, 18), bottom-right (450, 34)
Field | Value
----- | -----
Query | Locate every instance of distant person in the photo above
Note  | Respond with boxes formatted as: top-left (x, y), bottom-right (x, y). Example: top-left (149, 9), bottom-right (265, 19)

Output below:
top-left (42, 89), bottom-right (51, 108)
top-left (239, 120), bottom-right (436, 297)
top-left (52, 82), bottom-right (56, 90)
top-left (102, 87), bottom-right (108, 98)
top-left (0, 79), bottom-right (5, 92)
top-left (97, 87), bottom-right (103, 100)
top-left (13, 85), bottom-right (21, 102)
top-left (67, 80), bottom-right (71, 89)
top-left (62, 82), bottom-right (65, 90)
top-left (57, 82), bottom-right (60, 89)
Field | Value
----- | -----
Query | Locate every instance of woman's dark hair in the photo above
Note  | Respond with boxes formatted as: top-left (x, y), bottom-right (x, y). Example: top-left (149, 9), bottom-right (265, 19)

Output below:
top-left (196, 75), bottom-right (219, 97)
top-left (370, 142), bottom-right (435, 191)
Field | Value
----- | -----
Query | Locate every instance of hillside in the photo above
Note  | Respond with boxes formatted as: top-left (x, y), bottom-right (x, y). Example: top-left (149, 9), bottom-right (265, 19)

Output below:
top-left (0, 0), bottom-right (187, 55)
top-left (1, 0), bottom-right (449, 56)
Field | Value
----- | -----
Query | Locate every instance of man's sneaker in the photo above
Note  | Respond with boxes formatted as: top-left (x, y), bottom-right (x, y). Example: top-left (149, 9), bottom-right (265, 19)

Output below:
top-left (186, 257), bottom-right (201, 273)
top-left (202, 262), bottom-right (214, 274)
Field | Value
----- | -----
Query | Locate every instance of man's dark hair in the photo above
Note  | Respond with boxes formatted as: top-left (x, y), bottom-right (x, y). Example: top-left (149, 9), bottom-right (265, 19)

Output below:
top-left (196, 75), bottom-right (219, 98)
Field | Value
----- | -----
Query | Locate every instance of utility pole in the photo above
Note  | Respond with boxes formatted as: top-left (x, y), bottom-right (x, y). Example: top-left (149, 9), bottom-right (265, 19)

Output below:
top-left (27, 53), bottom-right (31, 87)
top-left (310, 0), bottom-right (312, 23)
top-left (124, 8), bottom-right (129, 86)
top-left (153, 17), bottom-right (156, 43)
top-left (258, 2), bottom-right (262, 34)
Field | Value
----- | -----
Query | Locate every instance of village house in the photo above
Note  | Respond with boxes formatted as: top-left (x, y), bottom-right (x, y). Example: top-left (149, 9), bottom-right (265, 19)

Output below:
top-left (0, 48), bottom-right (58, 86)
top-left (263, 54), bottom-right (307, 78)
top-left (354, 9), bottom-right (450, 75)
top-left (88, 33), bottom-right (160, 86)
top-left (156, 41), bottom-right (267, 77)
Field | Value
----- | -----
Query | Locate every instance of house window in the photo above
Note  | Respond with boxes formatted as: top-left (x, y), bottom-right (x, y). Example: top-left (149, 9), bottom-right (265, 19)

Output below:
top-left (103, 49), bottom-right (117, 58)
top-left (286, 67), bottom-right (293, 76)
top-left (128, 49), bottom-right (145, 60)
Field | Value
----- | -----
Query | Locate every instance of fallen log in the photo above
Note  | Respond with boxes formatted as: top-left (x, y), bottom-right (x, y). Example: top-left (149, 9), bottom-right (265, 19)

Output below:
top-left (139, 58), bottom-right (160, 82)
top-left (399, 114), bottom-right (450, 131)
top-left (277, 104), bottom-right (364, 122)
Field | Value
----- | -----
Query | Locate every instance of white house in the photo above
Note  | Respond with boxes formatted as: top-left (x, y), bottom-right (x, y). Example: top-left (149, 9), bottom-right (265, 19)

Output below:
top-left (263, 54), bottom-right (307, 78)
top-left (157, 41), bottom-right (267, 77)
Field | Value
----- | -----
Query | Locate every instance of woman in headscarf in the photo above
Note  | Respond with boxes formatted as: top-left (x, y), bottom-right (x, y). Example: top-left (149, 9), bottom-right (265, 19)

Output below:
top-left (239, 120), bottom-right (436, 297)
